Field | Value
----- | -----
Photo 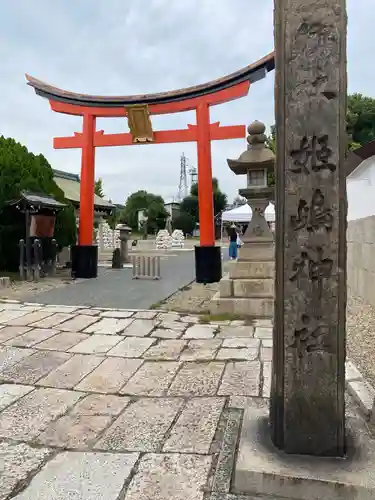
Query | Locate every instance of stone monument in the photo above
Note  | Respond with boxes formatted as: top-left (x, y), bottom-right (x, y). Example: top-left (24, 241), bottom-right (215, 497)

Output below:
top-left (210, 121), bottom-right (275, 318)
top-left (270, 0), bottom-right (347, 456)
top-left (116, 224), bottom-right (131, 264)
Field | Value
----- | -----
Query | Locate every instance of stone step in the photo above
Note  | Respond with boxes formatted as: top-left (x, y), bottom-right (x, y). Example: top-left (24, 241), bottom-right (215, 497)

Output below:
top-left (238, 243), bottom-right (275, 262)
top-left (233, 278), bottom-right (274, 298)
top-left (210, 292), bottom-right (273, 318)
top-left (229, 261), bottom-right (274, 280)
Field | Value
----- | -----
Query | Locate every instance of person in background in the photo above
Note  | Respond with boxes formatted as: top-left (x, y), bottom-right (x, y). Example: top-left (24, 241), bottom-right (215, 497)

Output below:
top-left (227, 223), bottom-right (239, 260)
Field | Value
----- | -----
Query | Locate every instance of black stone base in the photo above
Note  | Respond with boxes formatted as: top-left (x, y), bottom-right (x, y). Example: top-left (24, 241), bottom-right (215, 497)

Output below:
top-left (195, 245), bottom-right (222, 284)
top-left (71, 245), bottom-right (98, 279)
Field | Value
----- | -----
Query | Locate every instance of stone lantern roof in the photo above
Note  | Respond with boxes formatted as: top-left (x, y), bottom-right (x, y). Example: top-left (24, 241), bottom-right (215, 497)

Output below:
top-left (227, 121), bottom-right (275, 175)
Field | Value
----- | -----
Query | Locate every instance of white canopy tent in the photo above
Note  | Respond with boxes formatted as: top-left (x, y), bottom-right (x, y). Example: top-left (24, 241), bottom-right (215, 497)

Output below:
top-left (220, 203), bottom-right (275, 242)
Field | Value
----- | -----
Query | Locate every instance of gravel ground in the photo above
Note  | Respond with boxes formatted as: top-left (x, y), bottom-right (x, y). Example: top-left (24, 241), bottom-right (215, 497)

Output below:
top-left (0, 269), bottom-right (75, 301)
top-left (347, 294), bottom-right (375, 388)
top-left (160, 261), bottom-right (230, 314)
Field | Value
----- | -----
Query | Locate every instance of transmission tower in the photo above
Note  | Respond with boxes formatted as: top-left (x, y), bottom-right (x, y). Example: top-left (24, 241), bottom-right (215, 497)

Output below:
top-left (177, 152), bottom-right (189, 201)
top-left (188, 164), bottom-right (198, 188)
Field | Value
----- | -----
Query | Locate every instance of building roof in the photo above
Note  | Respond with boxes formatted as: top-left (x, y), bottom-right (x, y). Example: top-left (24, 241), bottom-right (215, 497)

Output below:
top-left (52, 169), bottom-right (115, 213)
top-left (25, 52), bottom-right (275, 108)
top-left (346, 140), bottom-right (375, 177)
top-left (7, 191), bottom-right (67, 212)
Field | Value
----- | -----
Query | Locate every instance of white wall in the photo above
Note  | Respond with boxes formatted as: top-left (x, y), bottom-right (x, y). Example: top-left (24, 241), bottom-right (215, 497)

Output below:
top-left (347, 156), bottom-right (375, 221)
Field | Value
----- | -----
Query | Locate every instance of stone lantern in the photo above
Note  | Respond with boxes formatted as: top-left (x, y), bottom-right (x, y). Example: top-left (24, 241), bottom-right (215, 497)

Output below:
top-left (116, 224), bottom-right (132, 264)
top-left (210, 120), bottom-right (275, 318)
top-left (227, 120), bottom-right (275, 254)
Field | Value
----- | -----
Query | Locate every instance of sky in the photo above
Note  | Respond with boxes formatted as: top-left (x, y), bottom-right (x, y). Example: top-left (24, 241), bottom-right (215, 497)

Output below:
top-left (1, 0), bottom-right (374, 205)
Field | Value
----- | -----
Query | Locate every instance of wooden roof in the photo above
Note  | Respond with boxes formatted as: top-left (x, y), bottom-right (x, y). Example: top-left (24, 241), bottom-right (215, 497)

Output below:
top-left (26, 52), bottom-right (275, 108)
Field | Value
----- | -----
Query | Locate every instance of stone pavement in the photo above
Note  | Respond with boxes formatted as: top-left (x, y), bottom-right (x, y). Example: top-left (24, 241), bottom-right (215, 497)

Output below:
top-left (19, 251), bottom-right (196, 309)
top-left (0, 299), bottom-right (372, 500)
top-left (0, 299), bottom-right (272, 500)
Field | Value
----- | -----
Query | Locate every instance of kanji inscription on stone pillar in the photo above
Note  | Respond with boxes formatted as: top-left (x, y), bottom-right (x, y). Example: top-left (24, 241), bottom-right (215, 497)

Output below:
top-left (270, 0), bottom-right (347, 456)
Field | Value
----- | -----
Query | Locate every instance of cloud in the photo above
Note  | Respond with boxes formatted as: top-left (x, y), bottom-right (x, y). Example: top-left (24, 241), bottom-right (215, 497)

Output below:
top-left (1, 0), bottom-right (373, 204)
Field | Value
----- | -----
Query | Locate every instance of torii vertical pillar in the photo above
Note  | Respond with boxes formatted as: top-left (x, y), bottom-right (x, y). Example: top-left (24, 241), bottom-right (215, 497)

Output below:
top-left (72, 113), bottom-right (98, 279)
top-left (194, 102), bottom-right (222, 284)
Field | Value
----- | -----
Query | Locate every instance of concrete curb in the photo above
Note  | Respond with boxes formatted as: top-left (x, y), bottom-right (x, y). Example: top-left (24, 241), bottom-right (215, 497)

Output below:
top-left (0, 297), bottom-right (374, 421)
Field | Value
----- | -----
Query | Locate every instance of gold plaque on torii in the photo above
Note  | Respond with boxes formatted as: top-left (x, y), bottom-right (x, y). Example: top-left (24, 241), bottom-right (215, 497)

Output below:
top-left (126, 104), bottom-right (154, 143)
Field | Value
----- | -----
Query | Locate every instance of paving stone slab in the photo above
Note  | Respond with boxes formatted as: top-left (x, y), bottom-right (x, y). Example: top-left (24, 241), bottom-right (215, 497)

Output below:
top-left (99, 309), bottom-right (134, 318)
top-left (180, 339), bottom-right (222, 361)
top-left (75, 357), bottom-right (142, 393)
top-left (0, 350), bottom-right (71, 384)
top-left (0, 326), bottom-right (32, 343)
top-left (44, 305), bottom-right (82, 312)
top-left (6, 328), bottom-right (60, 347)
top-left (163, 397), bottom-right (225, 453)
top-left (6, 310), bottom-right (55, 326)
top-left (348, 379), bottom-right (375, 417)
top-left (0, 346), bottom-right (35, 373)
top-left (180, 315), bottom-right (200, 324)
top-left (157, 312), bottom-right (181, 322)
top-left (151, 327), bottom-right (183, 339)
top-left (134, 310), bottom-right (158, 319)
top-left (70, 334), bottom-right (122, 354)
top-left (216, 348), bottom-right (258, 361)
top-left (219, 362), bottom-right (261, 397)
top-left (0, 441), bottom-right (52, 500)
top-left (38, 354), bottom-right (104, 389)
top-left (142, 339), bottom-right (187, 360)
top-left (222, 338), bottom-right (260, 349)
top-left (217, 326), bottom-right (254, 338)
top-left (262, 362), bottom-right (271, 398)
top-left (260, 348), bottom-right (272, 362)
top-left (121, 361), bottom-right (180, 396)
top-left (168, 362), bottom-right (225, 396)
top-left (125, 453), bottom-right (212, 500)
top-left (228, 396), bottom-right (269, 410)
top-left (107, 336), bottom-right (156, 358)
top-left (0, 309), bottom-right (31, 323)
top-left (14, 451), bottom-right (139, 500)
top-left (59, 314), bottom-right (99, 332)
top-left (84, 317), bottom-right (134, 335)
top-left (253, 318), bottom-right (273, 328)
top-left (95, 398), bottom-right (184, 452)
top-left (74, 308), bottom-right (101, 316)
top-left (211, 408), bottom-right (242, 494)
top-left (31, 312), bottom-right (72, 328)
top-left (37, 413), bottom-right (112, 448)
top-left (159, 320), bottom-right (187, 332)
top-left (346, 360), bottom-right (363, 382)
top-left (71, 394), bottom-right (130, 416)
top-left (0, 387), bottom-right (82, 440)
top-left (36, 331), bottom-right (90, 351)
top-left (121, 319), bottom-right (159, 337)
top-left (261, 339), bottom-right (273, 348)
top-left (183, 324), bottom-right (216, 339)
top-left (0, 383), bottom-right (34, 411)
top-left (254, 327), bottom-right (273, 339)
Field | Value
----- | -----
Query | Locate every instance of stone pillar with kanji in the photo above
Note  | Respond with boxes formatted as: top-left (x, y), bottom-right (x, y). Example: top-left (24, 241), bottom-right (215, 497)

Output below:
top-left (270, 0), bottom-right (347, 456)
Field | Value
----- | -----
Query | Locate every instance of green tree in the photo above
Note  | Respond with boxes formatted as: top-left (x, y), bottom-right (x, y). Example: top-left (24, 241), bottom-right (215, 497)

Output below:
top-left (121, 190), bottom-right (167, 233)
top-left (173, 212), bottom-right (195, 236)
top-left (94, 178), bottom-right (104, 198)
top-left (0, 136), bottom-right (77, 271)
top-left (347, 93), bottom-right (375, 147)
top-left (188, 177), bottom-right (228, 218)
top-left (180, 195), bottom-right (199, 222)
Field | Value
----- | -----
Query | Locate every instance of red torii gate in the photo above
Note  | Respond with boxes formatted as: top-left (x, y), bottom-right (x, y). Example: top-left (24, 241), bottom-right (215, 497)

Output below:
top-left (26, 52), bottom-right (275, 280)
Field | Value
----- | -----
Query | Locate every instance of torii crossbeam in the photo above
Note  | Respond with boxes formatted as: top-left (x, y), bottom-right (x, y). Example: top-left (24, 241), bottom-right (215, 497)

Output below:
top-left (26, 51), bottom-right (275, 280)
